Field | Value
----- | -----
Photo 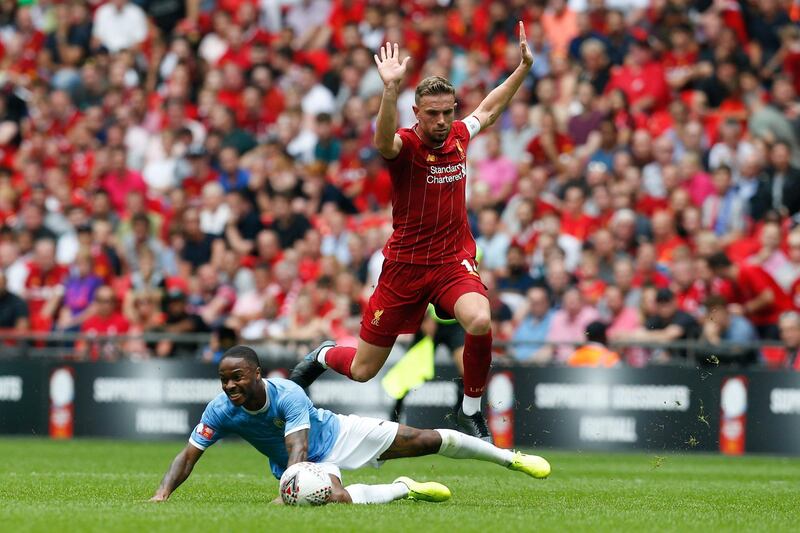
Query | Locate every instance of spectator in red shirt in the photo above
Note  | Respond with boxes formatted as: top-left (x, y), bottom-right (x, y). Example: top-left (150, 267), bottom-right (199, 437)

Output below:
top-left (100, 146), bottom-right (147, 215)
top-left (182, 146), bottom-right (219, 200)
top-left (10, 6), bottom-right (45, 77)
top-left (24, 238), bottom-right (69, 332)
top-left (560, 185), bottom-right (597, 241)
top-left (632, 242), bottom-right (671, 289)
top-left (670, 257), bottom-right (704, 318)
top-left (606, 36), bottom-right (669, 117)
top-left (708, 251), bottom-right (792, 339)
top-left (76, 285), bottom-right (130, 361)
top-left (352, 148), bottom-right (392, 213)
top-left (663, 24), bottom-right (700, 92)
top-left (526, 110), bottom-right (574, 174)
top-left (576, 250), bottom-right (606, 306)
top-left (651, 210), bottom-right (686, 264)
top-left (679, 151), bottom-right (715, 208)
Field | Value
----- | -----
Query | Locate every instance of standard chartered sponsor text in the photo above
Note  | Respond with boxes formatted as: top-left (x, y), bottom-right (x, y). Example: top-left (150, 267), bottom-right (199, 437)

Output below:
top-left (426, 162), bottom-right (465, 184)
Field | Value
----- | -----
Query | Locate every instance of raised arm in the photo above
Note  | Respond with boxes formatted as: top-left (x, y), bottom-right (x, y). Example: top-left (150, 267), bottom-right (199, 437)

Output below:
top-left (285, 429), bottom-right (309, 467)
top-left (373, 42), bottom-right (410, 159)
top-left (150, 444), bottom-right (204, 502)
top-left (470, 21), bottom-right (534, 131)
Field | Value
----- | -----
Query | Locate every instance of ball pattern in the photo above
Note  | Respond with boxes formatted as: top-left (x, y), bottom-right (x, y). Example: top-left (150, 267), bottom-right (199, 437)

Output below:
top-left (279, 462), bottom-right (333, 506)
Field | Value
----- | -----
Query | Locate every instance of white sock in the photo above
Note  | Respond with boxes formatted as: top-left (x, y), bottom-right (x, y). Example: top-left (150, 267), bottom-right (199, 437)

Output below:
top-left (345, 482), bottom-right (408, 504)
top-left (435, 428), bottom-right (514, 465)
top-left (316, 346), bottom-right (332, 368)
top-left (461, 395), bottom-right (482, 416)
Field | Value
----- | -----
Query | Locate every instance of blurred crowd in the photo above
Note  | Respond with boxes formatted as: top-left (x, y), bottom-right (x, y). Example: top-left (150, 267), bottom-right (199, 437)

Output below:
top-left (2, 0), bottom-right (800, 368)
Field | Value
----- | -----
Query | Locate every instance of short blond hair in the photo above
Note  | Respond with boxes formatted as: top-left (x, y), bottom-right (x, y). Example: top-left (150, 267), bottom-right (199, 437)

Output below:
top-left (415, 76), bottom-right (455, 105)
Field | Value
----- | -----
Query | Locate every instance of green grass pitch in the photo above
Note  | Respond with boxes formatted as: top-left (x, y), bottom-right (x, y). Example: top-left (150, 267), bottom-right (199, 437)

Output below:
top-left (0, 438), bottom-right (797, 532)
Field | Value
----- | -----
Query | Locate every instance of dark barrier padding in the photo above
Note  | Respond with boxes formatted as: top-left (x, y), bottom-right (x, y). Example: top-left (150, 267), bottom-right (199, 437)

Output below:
top-left (0, 360), bottom-right (48, 436)
top-left (1, 359), bottom-right (799, 455)
top-left (509, 366), bottom-right (720, 452)
top-left (744, 370), bottom-right (800, 455)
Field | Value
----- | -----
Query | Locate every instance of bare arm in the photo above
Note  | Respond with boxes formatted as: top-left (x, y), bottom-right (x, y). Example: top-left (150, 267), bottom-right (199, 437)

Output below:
top-left (225, 221), bottom-right (254, 255)
top-left (373, 43), bottom-right (409, 158)
top-left (151, 444), bottom-right (204, 501)
top-left (629, 324), bottom-right (685, 343)
top-left (745, 289), bottom-right (774, 314)
top-left (470, 22), bottom-right (533, 131)
top-left (285, 429), bottom-right (309, 467)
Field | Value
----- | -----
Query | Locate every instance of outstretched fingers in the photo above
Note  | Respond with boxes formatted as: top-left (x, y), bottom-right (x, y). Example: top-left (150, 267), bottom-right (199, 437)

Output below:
top-left (519, 21), bottom-right (526, 43)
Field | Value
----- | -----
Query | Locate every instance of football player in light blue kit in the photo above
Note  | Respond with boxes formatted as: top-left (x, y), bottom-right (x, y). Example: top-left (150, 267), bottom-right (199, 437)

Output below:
top-left (151, 346), bottom-right (550, 505)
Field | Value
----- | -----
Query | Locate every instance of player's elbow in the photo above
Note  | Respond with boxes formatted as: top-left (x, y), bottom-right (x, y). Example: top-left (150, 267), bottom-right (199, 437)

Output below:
top-left (374, 140), bottom-right (398, 159)
top-left (475, 107), bottom-right (498, 129)
top-left (373, 134), bottom-right (391, 152)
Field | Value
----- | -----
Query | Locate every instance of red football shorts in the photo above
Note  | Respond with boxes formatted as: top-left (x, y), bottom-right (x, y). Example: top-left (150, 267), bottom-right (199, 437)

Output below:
top-left (359, 259), bottom-right (488, 347)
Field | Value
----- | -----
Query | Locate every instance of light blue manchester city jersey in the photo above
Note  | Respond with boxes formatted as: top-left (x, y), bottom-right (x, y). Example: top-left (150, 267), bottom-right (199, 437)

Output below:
top-left (189, 377), bottom-right (340, 479)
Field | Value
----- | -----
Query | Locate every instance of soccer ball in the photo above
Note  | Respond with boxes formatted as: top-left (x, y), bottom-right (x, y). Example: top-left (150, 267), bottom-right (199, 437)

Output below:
top-left (279, 462), bottom-right (333, 506)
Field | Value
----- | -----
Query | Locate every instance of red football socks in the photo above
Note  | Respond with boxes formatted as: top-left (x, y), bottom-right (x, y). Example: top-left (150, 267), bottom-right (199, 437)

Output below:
top-left (463, 332), bottom-right (492, 397)
top-left (324, 346), bottom-right (357, 379)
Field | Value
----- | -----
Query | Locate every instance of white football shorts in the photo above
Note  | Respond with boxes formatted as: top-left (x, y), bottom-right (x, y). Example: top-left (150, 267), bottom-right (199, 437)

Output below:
top-left (316, 414), bottom-right (399, 481)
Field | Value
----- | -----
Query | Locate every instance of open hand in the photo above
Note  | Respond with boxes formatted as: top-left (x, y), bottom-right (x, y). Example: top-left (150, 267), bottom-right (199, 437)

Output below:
top-left (374, 42), bottom-right (410, 87)
top-left (518, 21), bottom-right (533, 68)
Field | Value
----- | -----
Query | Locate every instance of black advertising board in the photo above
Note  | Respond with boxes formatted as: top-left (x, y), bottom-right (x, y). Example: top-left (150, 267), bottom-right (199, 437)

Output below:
top-left (743, 370), bottom-right (800, 454)
top-left (506, 366), bottom-right (720, 452)
top-left (0, 360), bottom-right (48, 436)
top-left (1, 359), bottom-right (799, 456)
top-left (70, 361), bottom-right (221, 439)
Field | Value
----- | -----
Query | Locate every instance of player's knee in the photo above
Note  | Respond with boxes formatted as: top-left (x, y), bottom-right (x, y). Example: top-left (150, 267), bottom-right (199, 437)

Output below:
top-left (416, 429), bottom-right (443, 453)
top-left (330, 486), bottom-right (352, 504)
top-left (463, 313), bottom-right (491, 335)
top-left (349, 362), bottom-right (379, 383)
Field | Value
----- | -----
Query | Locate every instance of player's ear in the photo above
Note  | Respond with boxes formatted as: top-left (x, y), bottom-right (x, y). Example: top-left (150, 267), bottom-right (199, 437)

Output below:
top-left (412, 105), bottom-right (419, 117)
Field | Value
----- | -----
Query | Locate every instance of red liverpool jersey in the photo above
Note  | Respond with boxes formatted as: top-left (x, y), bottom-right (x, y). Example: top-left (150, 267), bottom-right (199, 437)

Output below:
top-left (382, 120), bottom-right (477, 265)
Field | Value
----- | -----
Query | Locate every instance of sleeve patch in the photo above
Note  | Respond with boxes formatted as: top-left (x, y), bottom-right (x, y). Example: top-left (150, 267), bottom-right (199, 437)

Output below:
top-left (196, 423), bottom-right (215, 440)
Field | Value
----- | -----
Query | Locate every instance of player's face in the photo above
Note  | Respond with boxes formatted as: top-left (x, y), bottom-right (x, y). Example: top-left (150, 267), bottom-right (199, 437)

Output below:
top-left (413, 94), bottom-right (456, 145)
top-left (218, 357), bottom-right (260, 406)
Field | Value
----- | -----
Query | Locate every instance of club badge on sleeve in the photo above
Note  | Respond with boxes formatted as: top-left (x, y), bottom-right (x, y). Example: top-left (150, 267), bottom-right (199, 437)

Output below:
top-left (196, 423), bottom-right (215, 440)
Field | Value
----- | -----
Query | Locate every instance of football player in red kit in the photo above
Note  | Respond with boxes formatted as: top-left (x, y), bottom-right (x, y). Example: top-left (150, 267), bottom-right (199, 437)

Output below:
top-left (292, 22), bottom-right (534, 442)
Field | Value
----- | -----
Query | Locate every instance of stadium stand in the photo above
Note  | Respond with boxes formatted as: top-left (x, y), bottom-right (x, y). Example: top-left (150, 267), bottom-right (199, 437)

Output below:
top-left (2, 0), bottom-right (800, 369)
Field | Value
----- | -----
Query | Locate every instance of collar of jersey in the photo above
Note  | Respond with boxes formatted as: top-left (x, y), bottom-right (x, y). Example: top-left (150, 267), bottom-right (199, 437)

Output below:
top-left (412, 124), bottom-right (456, 153)
top-left (242, 379), bottom-right (271, 415)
